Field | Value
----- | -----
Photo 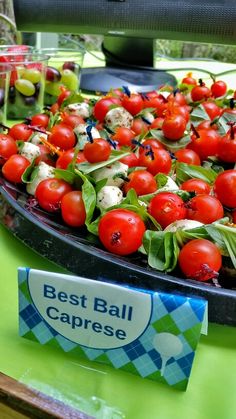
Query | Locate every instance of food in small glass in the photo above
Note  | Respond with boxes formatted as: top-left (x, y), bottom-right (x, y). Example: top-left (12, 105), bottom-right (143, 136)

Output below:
top-left (0, 52), bottom-right (48, 119)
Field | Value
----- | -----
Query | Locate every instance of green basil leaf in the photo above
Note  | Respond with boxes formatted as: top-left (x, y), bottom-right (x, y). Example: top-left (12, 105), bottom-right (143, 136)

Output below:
top-left (74, 170), bottom-right (97, 226)
top-left (21, 159), bottom-right (37, 183)
top-left (190, 104), bottom-right (210, 122)
top-left (61, 91), bottom-right (84, 109)
top-left (176, 162), bottom-right (218, 185)
top-left (54, 168), bottom-right (76, 184)
top-left (142, 230), bottom-right (166, 270)
top-left (217, 112), bottom-right (236, 135)
top-left (164, 232), bottom-right (179, 272)
top-left (150, 129), bottom-right (191, 151)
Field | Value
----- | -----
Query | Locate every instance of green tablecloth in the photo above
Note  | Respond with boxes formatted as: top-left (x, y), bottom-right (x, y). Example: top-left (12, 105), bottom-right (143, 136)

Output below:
top-left (0, 55), bottom-right (236, 418)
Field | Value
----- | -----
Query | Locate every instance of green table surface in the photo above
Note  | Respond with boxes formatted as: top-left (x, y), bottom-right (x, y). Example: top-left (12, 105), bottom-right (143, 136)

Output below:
top-left (1, 54), bottom-right (236, 419)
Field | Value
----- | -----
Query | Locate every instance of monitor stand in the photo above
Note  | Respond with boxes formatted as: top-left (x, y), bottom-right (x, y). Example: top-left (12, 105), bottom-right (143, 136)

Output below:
top-left (80, 66), bottom-right (177, 94)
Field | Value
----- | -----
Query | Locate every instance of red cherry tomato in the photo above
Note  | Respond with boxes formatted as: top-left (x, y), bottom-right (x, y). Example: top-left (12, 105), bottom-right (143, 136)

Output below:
top-left (83, 138), bottom-right (111, 163)
top-left (119, 152), bottom-right (139, 168)
top-left (56, 149), bottom-right (86, 169)
top-left (98, 209), bottom-right (146, 255)
top-left (191, 81), bottom-right (211, 102)
top-left (57, 88), bottom-right (71, 107)
top-left (210, 80), bottom-right (227, 98)
top-left (9, 123), bottom-right (32, 142)
top-left (175, 149), bottom-right (201, 166)
top-left (2, 154), bottom-right (30, 183)
top-left (121, 93), bottom-right (143, 116)
top-left (162, 114), bottom-right (187, 141)
top-left (61, 190), bottom-right (86, 227)
top-left (213, 170), bottom-right (236, 208)
top-left (178, 239), bottom-right (222, 281)
top-left (139, 138), bottom-right (165, 154)
top-left (148, 192), bottom-right (186, 229)
top-left (149, 117), bottom-right (164, 130)
top-left (93, 97), bottom-right (121, 122)
top-left (0, 134), bottom-right (18, 165)
top-left (123, 170), bottom-right (157, 196)
top-left (186, 195), bottom-right (224, 223)
top-left (61, 113), bottom-right (85, 128)
top-left (35, 178), bottom-right (72, 212)
top-left (131, 118), bottom-right (148, 135)
top-left (31, 113), bottom-right (50, 129)
top-left (188, 128), bottom-right (220, 161)
top-left (202, 101), bottom-right (221, 120)
top-left (217, 127), bottom-right (236, 163)
top-left (138, 148), bottom-right (172, 176)
top-left (49, 124), bottom-right (76, 150)
top-left (112, 126), bottom-right (135, 147)
top-left (181, 178), bottom-right (211, 195)
top-left (181, 74), bottom-right (197, 86)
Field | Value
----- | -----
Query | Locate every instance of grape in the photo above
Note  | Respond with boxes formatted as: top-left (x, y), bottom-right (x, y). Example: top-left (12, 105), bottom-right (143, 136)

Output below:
top-left (22, 68), bottom-right (41, 84)
top-left (0, 88), bottom-right (4, 107)
top-left (62, 61), bottom-right (80, 73)
top-left (8, 86), bottom-right (16, 103)
top-left (15, 79), bottom-right (36, 96)
top-left (24, 96), bottom-right (36, 106)
top-left (46, 66), bottom-right (61, 82)
top-left (44, 81), bottom-right (63, 96)
top-left (60, 69), bottom-right (78, 91)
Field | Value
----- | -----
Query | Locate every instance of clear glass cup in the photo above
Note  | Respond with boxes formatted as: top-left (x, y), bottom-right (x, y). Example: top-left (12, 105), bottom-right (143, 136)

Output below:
top-left (0, 63), bottom-right (12, 128)
top-left (36, 48), bottom-right (85, 106)
top-left (0, 45), bottom-right (34, 53)
top-left (0, 52), bottom-right (48, 119)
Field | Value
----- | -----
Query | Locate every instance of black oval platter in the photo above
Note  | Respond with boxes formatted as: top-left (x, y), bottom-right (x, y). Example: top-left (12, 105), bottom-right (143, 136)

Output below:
top-left (1, 175), bottom-right (236, 326)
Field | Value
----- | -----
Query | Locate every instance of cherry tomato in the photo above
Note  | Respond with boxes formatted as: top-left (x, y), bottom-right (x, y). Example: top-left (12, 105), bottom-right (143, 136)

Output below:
top-left (181, 74), bottom-right (197, 86)
top-left (35, 178), bottom-right (72, 212)
top-left (61, 190), bottom-right (86, 227)
top-left (213, 170), bottom-right (236, 208)
top-left (98, 209), bottom-right (146, 255)
top-left (131, 118), bottom-right (148, 135)
top-left (123, 170), bottom-right (157, 196)
top-left (61, 113), bottom-right (85, 128)
top-left (143, 93), bottom-right (167, 117)
top-left (49, 124), bottom-right (76, 150)
top-left (112, 126), bottom-right (135, 147)
top-left (175, 149), bottom-right (201, 166)
top-left (162, 114), bottom-right (187, 141)
top-left (188, 128), bottom-right (220, 161)
top-left (181, 178), bottom-right (211, 195)
top-left (197, 120), bottom-right (218, 131)
top-left (119, 152), bottom-right (139, 168)
top-left (57, 87), bottom-right (71, 107)
top-left (178, 239), bottom-right (222, 281)
top-left (93, 97), bottom-right (121, 122)
top-left (31, 113), bottom-right (50, 129)
top-left (149, 117), bottom-right (164, 130)
top-left (186, 194), bottom-right (224, 223)
top-left (148, 192), bottom-right (186, 229)
top-left (2, 154), bottom-right (30, 183)
top-left (138, 148), bottom-right (172, 176)
top-left (83, 138), bottom-right (111, 163)
top-left (211, 80), bottom-right (227, 98)
top-left (56, 149), bottom-right (86, 169)
top-left (217, 127), bottom-right (236, 163)
top-left (139, 138), bottom-right (165, 154)
top-left (9, 123), bottom-right (32, 142)
top-left (202, 101), bottom-right (221, 120)
top-left (191, 81), bottom-right (211, 102)
top-left (0, 133), bottom-right (18, 165)
top-left (121, 93), bottom-right (143, 116)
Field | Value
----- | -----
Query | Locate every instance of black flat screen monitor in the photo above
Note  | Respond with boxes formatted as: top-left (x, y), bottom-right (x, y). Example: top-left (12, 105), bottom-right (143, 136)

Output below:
top-left (13, 0), bottom-right (236, 93)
